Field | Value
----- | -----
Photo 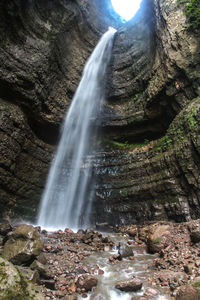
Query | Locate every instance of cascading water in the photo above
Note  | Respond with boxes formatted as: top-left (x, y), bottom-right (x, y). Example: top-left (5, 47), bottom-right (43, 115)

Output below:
top-left (37, 27), bottom-right (116, 230)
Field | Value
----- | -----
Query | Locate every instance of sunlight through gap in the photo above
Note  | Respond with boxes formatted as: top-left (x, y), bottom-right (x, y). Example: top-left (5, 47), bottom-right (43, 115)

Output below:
top-left (111, 0), bottom-right (143, 21)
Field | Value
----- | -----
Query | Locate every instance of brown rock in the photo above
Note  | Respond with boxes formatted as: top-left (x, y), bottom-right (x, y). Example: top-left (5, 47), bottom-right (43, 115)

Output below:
top-left (176, 285), bottom-right (200, 300)
top-left (147, 224), bottom-right (170, 253)
top-left (190, 231), bottom-right (200, 243)
top-left (184, 263), bottom-right (195, 274)
top-left (156, 270), bottom-right (186, 284)
top-left (115, 278), bottom-right (142, 292)
top-left (144, 288), bottom-right (158, 297)
top-left (76, 275), bottom-right (98, 292)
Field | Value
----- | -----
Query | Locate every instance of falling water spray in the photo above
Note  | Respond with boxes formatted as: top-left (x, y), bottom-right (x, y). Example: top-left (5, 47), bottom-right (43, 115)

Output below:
top-left (37, 27), bottom-right (116, 230)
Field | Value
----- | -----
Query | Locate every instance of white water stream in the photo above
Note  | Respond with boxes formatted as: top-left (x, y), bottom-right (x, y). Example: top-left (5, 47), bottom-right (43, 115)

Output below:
top-left (79, 234), bottom-right (171, 300)
top-left (37, 27), bottom-right (116, 230)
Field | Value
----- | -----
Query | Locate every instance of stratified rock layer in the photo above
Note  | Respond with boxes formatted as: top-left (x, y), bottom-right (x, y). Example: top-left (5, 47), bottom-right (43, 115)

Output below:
top-left (0, 0), bottom-right (200, 223)
top-left (0, 0), bottom-right (118, 221)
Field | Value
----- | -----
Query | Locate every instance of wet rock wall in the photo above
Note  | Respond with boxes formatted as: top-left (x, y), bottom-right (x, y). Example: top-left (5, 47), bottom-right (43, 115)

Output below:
top-left (0, 0), bottom-right (200, 224)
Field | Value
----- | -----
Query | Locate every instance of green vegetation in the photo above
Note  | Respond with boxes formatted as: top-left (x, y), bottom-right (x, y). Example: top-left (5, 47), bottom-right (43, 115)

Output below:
top-left (187, 107), bottom-right (196, 130)
top-left (154, 135), bottom-right (173, 152)
top-left (103, 139), bottom-right (150, 149)
top-left (176, 128), bottom-right (185, 141)
top-left (177, 0), bottom-right (200, 29)
top-left (192, 280), bottom-right (200, 288)
top-left (154, 237), bottom-right (162, 244)
top-left (133, 94), bottom-right (139, 102)
top-left (127, 116), bottom-right (136, 124)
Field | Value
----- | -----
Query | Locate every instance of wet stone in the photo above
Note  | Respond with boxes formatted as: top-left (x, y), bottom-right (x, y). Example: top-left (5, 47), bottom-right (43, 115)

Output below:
top-left (76, 274), bottom-right (98, 292)
top-left (144, 288), bottom-right (158, 297)
top-left (89, 293), bottom-right (104, 300)
top-left (115, 278), bottom-right (143, 292)
top-left (118, 242), bottom-right (133, 258)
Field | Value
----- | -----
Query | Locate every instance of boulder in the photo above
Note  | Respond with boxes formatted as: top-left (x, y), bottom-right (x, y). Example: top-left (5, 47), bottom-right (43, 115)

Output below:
top-left (30, 260), bottom-right (50, 278)
top-left (17, 266), bottom-right (40, 283)
top-left (0, 223), bottom-right (12, 236)
top-left (115, 278), bottom-right (142, 292)
top-left (144, 288), bottom-right (158, 297)
top-left (190, 231), bottom-right (200, 243)
top-left (2, 224), bottom-right (43, 265)
top-left (176, 285), bottom-right (200, 300)
top-left (0, 257), bottom-right (45, 299)
top-left (76, 274), bottom-right (98, 291)
top-left (37, 252), bottom-right (47, 265)
top-left (156, 270), bottom-right (186, 285)
top-left (118, 242), bottom-right (133, 258)
top-left (147, 224), bottom-right (170, 253)
top-left (192, 277), bottom-right (200, 289)
top-left (124, 225), bottom-right (138, 237)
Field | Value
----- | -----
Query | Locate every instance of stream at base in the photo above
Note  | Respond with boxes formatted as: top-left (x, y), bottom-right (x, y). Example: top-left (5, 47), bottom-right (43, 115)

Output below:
top-left (79, 233), bottom-right (171, 300)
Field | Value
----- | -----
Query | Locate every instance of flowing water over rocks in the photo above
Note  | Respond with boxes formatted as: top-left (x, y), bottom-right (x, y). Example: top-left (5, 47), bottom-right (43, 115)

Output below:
top-left (78, 234), bottom-right (171, 300)
top-left (37, 27), bottom-right (116, 230)
top-left (1, 221), bottom-right (200, 299)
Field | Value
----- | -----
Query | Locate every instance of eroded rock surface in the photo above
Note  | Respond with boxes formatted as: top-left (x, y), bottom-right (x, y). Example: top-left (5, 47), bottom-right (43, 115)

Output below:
top-left (0, 0), bottom-right (199, 224)
top-left (0, 257), bottom-right (45, 299)
top-left (2, 224), bottom-right (43, 265)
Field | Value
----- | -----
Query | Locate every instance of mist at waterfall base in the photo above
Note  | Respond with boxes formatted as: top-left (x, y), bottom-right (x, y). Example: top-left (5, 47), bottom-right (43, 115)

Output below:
top-left (37, 27), bottom-right (116, 231)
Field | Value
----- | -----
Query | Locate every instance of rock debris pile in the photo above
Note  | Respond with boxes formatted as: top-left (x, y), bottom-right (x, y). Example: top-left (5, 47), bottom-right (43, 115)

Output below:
top-left (0, 221), bottom-right (200, 299)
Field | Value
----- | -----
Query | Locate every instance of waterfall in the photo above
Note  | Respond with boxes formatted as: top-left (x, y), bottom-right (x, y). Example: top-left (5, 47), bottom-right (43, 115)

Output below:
top-left (37, 27), bottom-right (116, 230)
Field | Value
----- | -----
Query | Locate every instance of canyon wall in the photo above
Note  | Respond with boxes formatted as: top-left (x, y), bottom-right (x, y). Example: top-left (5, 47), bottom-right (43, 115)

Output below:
top-left (0, 0), bottom-right (199, 224)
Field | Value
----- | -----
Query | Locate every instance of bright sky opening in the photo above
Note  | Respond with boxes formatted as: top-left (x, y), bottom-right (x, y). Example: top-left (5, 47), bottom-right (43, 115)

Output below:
top-left (111, 0), bottom-right (142, 21)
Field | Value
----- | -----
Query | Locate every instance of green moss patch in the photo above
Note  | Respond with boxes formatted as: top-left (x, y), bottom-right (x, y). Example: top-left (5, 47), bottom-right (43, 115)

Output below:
top-left (102, 139), bottom-right (150, 149)
top-left (192, 281), bottom-right (200, 288)
top-left (153, 237), bottom-right (162, 244)
top-left (177, 0), bottom-right (200, 29)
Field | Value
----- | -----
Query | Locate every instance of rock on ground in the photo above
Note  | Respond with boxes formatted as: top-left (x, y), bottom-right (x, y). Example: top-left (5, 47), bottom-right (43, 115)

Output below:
top-left (115, 278), bottom-right (143, 292)
top-left (2, 224), bottom-right (43, 265)
top-left (176, 285), bottom-right (200, 300)
top-left (76, 274), bottom-right (98, 292)
top-left (0, 257), bottom-right (45, 299)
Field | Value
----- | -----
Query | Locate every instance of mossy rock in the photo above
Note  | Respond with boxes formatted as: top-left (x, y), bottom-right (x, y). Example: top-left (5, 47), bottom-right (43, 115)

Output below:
top-left (0, 257), bottom-right (45, 300)
top-left (192, 280), bottom-right (200, 289)
top-left (153, 237), bottom-right (162, 244)
top-left (2, 225), bottom-right (43, 266)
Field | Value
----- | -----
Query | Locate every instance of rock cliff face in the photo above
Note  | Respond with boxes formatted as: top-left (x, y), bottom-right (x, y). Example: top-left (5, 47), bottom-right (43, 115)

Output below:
top-left (0, 0), bottom-right (199, 224)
